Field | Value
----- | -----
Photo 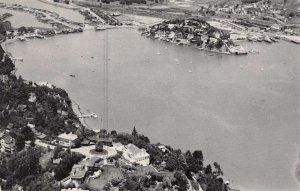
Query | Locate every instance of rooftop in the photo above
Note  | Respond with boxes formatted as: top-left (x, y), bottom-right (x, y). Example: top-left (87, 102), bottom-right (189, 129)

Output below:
top-left (2, 134), bottom-right (14, 144)
top-left (58, 133), bottom-right (78, 141)
top-left (125, 144), bottom-right (146, 155)
top-left (71, 164), bottom-right (87, 179)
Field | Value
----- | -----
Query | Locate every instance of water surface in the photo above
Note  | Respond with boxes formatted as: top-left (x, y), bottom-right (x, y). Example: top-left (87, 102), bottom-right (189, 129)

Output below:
top-left (5, 27), bottom-right (300, 191)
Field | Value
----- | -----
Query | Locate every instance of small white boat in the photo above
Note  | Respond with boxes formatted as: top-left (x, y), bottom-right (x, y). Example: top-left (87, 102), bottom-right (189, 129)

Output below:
top-left (95, 25), bottom-right (106, 31)
top-left (91, 113), bottom-right (98, 118)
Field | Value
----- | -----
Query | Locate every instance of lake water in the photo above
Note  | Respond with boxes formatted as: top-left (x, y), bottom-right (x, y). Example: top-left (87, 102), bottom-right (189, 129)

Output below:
top-left (1, 0), bottom-right (84, 23)
top-left (5, 29), bottom-right (300, 191)
top-left (0, 8), bottom-right (51, 28)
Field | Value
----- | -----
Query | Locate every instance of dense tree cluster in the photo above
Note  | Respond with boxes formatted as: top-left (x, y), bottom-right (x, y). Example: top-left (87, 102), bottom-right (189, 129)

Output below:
top-left (52, 147), bottom-right (85, 180)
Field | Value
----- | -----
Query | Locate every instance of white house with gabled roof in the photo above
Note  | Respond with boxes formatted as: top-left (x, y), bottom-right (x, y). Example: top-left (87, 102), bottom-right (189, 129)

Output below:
top-left (122, 143), bottom-right (150, 166)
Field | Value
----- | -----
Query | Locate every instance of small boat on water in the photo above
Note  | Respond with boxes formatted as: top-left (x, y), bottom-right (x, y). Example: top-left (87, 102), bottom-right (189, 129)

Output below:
top-left (95, 25), bottom-right (106, 31)
top-left (69, 74), bottom-right (75, 77)
top-left (270, 37), bottom-right (278, 42)
top-left (35, 34), bottom-right (45, 39)
top-left (17, 36), bottom-right (28, 42)
top-left (229, 45), bottom-right (248, 55)
top-left (263, 36), bottom-right (272, 43)
top-left (91, 113), bottom-right (98, 118)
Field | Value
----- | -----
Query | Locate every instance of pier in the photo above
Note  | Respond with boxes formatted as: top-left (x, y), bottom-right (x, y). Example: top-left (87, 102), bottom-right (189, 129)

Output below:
top-left (78, 113), bottom-right (98, 118)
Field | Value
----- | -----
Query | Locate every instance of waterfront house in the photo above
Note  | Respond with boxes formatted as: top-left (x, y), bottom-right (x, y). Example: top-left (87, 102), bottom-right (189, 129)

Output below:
top-left (57, 133), bottom-right (78, 147)
top-left (122, 144), bottom-right (150, 166)
top-left (0, 134), bottom-right (15, 153)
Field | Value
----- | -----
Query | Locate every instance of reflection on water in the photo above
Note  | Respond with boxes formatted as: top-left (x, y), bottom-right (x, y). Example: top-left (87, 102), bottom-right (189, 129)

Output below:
top-left (6, 28), bottom-right (300, 191)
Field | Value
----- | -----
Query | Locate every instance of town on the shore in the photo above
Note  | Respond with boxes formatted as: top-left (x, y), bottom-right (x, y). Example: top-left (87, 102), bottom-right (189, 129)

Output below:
top-left (0, 0), bottom-right (299, 54)
top-left (0, 0), bottom-right (299, 190)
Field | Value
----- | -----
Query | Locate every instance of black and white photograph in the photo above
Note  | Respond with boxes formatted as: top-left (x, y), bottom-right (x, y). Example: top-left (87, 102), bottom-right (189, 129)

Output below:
top-left (0, 0), bottom-right (299, 190)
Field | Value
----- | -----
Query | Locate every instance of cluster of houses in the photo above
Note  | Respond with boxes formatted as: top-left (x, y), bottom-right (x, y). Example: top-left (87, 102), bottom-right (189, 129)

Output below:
top-left (0, 3), bottom-right (84, 42)
top-left (55, 131), bottom-right (150, 166)
top-left (143, 17), bottom-right (248, 55)
top-left (214, 1), bottom-right (300, 35)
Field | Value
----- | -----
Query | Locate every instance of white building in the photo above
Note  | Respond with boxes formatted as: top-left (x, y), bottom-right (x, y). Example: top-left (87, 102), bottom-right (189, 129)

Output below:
top-left (57, 133), bottom-right (78, 147)
top-left (0, 134), bottom-right (15, 153)
top-left (121, 144), bottom-right (150, 166)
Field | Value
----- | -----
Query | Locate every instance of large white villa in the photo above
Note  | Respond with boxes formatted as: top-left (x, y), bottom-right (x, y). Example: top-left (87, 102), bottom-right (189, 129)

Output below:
top-left (115, 143), bottom-right (150, 166)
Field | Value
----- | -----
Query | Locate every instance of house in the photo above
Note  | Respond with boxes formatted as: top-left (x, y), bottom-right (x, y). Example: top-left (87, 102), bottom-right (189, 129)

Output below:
top-left (0, 75), bottom-right (9, 83)
top-left (114, 142), bottom-right (124, 152)
top-left (57, 133), bottom-right (78, 147)
top-left (27, 124), bottom-right (47, 140)
top-left (28, 92), bottom-right (37, 103)
top-left (52, 158), bottom-right (62, 166)
top-left (158, 145), bottom-right (169, 153)
top-left (85, 157), bottom-right (101, 173)
top-left (81, 139), bottom-right (90, 146)
top-left (25, 140), bottom-right (31, 150)
top-left (5, 123), bottom-right (13, 131)
top-left (70, 164), bottom-right (88, 185)
top-left (0, 131), bottom-right (4, 139)
top-left (98, 137), bottom-right (113, 147)
top-left (0, 134), bottom-right (15, 153)
top-left (270, 24), bottom-right (281, 31)
top-left (122, 144), bottom-right (150, 166)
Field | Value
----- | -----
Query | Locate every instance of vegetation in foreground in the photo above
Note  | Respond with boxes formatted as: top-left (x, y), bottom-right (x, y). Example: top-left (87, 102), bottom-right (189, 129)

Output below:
top-left (0, 19), bottom-right (231, 191)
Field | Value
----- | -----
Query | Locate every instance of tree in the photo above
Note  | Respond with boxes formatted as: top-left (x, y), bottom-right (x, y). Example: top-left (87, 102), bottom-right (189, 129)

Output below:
top-left (192, 150), bottom-right (203, 161)
top-left (20, 126), bottom-right (35, 141)
top-left (205, 164), bottom-right (212, 175)
top-left (165, 154), bottom-right (180, 171)
top-left (213, 162), bottom-right (223, 176)
top-left (95, 141), bottom-right (103, 152)
top-left (132, 126), bottom-right (138, 136)
top-left (172, 171), bottom-right (188, 191)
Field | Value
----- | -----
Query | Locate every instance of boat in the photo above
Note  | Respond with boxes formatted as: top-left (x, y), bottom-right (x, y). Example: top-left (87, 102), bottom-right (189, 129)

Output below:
top-left (263, 36), bottom-right (272, 43)
top-left (270, 37), bottom-right (278, 42)
top-left (17, 36), bottom-right (28, 42)
top-left (229, 45), bottom-right (248, 55)
top-left (35, 34), bottom-right (45, 39)
top-left (91, 113), bottom-right (98, 118)
top-left (95, 25), bottom-right (106, 31)
top-left (69, 74), bottom-right (75, 77)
